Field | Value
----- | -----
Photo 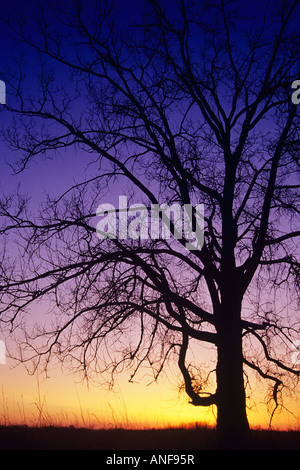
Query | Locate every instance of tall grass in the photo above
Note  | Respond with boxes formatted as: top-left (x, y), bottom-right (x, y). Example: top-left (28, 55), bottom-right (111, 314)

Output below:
top-left (1, 379), bottom-right (298, 433)
top-left (0, 381), bottom-right (212, 431)
top-left (0, 380), bottom-right (145, 430)
top-left (0, 383), bottom-right (87, 429)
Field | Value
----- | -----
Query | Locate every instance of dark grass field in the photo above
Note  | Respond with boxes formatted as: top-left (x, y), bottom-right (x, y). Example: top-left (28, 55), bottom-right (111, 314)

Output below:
top-left (0, 425), bottom-right (299, 450)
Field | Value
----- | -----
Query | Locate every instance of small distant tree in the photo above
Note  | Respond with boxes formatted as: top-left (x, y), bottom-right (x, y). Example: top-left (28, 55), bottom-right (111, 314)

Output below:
top-left (0, 0), bottom-right (299, 448)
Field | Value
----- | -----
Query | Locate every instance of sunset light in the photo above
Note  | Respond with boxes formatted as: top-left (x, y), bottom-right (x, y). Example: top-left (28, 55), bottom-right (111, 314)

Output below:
top-left (0, 0), bottom-right (299, 452)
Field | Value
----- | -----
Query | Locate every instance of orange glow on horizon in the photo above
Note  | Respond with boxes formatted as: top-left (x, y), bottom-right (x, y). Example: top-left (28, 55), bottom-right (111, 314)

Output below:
top-left (1, 354), bottom-right (299, 432)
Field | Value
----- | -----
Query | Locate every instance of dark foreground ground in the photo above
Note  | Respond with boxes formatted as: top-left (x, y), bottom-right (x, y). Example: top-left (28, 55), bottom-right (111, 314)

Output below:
top-left (0, 425), bottom-right (299, 450)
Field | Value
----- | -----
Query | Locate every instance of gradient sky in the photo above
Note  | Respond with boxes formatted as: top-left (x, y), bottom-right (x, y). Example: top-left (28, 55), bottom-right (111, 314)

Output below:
top-left (0, 0), bottom-right (299, 432)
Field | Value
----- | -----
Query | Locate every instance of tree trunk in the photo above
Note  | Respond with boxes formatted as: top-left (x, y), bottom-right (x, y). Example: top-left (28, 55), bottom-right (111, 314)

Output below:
top-left (215, 302), bottom-right (251, 449)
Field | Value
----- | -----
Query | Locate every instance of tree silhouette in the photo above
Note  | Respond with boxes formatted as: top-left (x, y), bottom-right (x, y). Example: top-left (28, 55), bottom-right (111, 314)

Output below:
top-left (0, 0), bottom-right (299, 448)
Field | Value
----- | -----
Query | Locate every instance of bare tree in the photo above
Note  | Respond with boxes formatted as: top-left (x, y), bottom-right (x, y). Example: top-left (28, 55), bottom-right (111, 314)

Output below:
top-left (0, 0), bottom-right (299, 448)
